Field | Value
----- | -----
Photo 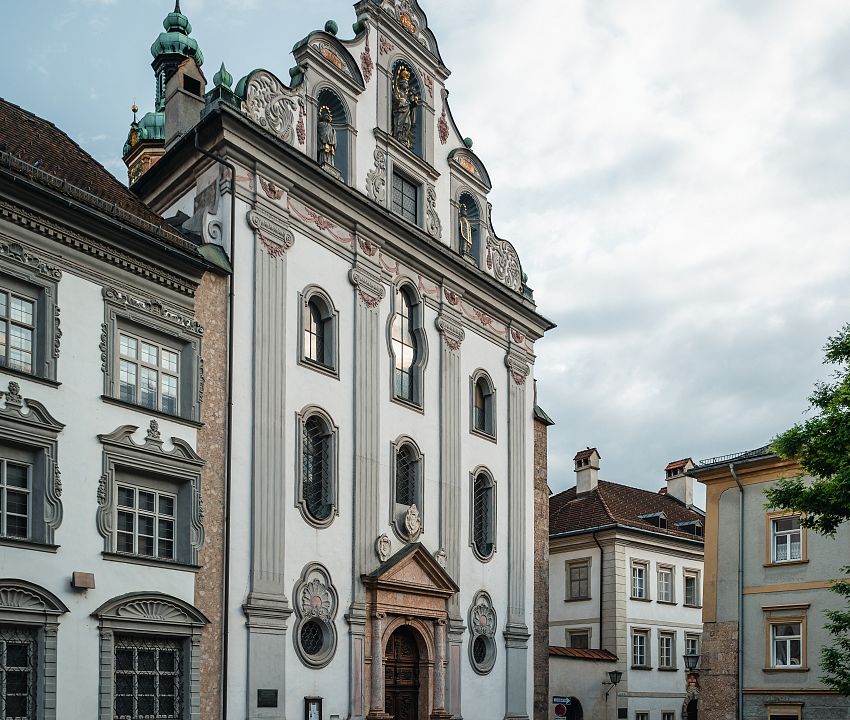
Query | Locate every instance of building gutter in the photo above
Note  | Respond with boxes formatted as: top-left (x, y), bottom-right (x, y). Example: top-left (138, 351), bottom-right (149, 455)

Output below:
top-left (550, 523), bottom-right (703, 548)
top-left (193, 129), bottom-right (237, 720)
top-left (729, 463), bottom-right (744, 720)
top-left (592, 531), bottom-right (604, 651)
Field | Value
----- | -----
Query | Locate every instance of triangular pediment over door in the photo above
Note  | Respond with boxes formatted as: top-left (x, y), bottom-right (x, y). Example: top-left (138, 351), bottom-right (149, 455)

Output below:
top-left (364, 542), bottom-right (459, 599)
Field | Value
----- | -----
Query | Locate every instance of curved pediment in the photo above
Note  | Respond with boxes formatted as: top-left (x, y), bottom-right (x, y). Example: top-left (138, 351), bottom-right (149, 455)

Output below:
top-left (372, 0), bottom-right (445, 65)
top-left (98, 420), bottom-right (204, 465)
top-left (294, 32), bottom-right (365, 90)
top-left (94, 591), bottom-right (208, 626)
top-left (237, 69), bottom-right (304, 147)
top-left (448, 147), bottom-right (493, 192)
top-left (0, 579), bottom-right (69, 615)
top-left (0, 382), bottom-right (64, 433)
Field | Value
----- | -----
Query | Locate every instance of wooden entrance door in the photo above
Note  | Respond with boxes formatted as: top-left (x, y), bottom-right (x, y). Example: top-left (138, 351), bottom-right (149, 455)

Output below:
top-left (384, 626), bottom-right (419, 720)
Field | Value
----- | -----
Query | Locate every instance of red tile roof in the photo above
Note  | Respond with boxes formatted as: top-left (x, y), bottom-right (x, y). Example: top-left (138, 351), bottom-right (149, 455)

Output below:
top-left (0, 97), bottom-right (196, 254)
top-left (574, 447), bottom-right (599, 462)
top-left (665, 458), bottom-right (693, 471)
top-left (550, 480), bottom-right (704, 541)
top-left (549, 646), bottom-right (618, 661)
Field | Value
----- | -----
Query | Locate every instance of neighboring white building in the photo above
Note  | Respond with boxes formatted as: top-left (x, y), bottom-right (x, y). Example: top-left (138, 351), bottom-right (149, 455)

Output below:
top-left (0, 97), bottom-right (226, 719)
top-left (127, 1), bottom-right (554, 719)
top-left (549, 450), bottom-right (705, 720)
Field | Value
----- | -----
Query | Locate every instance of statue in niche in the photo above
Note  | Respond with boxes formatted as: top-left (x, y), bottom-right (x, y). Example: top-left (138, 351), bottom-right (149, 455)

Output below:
top-left (317, 105), bottom-right (336, 167)
top-left (459, 202), bottom-right (473, 256)
top-left (392, 64), bottom-right (419, 150)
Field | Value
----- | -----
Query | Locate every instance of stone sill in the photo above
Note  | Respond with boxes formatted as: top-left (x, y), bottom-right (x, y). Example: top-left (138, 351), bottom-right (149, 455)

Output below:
top-left (764, 559), bottom-right (809, 568)
top-left (100, 395), bottom-right (204, 428)
top-left (657, 600), bottom-right (678, 606)
top-left (631, 665), bottom-right (652, 671)
top-left (631, 596), bottom-right (652, 602)
top-left (762, 667), bottom-right (810, 673)
top-left (102, 552), bottom-right (201, 573)
top-left (0, 537), bottom-right (59, 553)
top-left (0, 366), bottom-right (61, 388)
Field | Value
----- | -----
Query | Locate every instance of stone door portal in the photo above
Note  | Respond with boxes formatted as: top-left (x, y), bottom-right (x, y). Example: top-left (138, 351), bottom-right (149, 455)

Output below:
top-left (384, 626), bottom-right (420, 720)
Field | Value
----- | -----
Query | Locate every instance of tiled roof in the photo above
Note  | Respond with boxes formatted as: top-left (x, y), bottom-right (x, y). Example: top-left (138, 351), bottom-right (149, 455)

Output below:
top-left (549, 646), bottom-right (618, 661)
top-left (665, 458), bottom-right (693, 471)
top-left (550, 479), bottom-right (704, 540)
top-left (574, 447), bottom-right (599, 462)
top-left (0, 97), bottom-right (197, 254)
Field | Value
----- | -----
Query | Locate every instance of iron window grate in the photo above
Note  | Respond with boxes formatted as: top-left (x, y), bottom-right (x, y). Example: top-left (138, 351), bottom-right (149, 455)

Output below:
top-left (303, 417), bottom-right (332, 521)
top-left (395, 446), bottom-right (417, 507)
top-left (0, 625), bottom-right (37, 720)
top-left (114, 636), bottom-right (183, 720)
top-left (473, 475), bottom-right (493, 557)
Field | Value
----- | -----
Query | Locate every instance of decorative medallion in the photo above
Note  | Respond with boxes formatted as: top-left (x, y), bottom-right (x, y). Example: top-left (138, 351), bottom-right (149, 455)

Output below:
top-left (458, 156), bottom-right (477, 175)
top-left (260, 177), bottom-right (284, 200)
top-left (301, 578), bottom-right (333, 621)
top-left (399, 12), bottom-right (416, 34)
top-left (361, 38), bottom-right (374, 83)
top-left (469, 591), bottom-right (497, 639)
top-left (375, 533), bottom-right (392, 562)
top-left (404, 503), bottom-right (422, 538)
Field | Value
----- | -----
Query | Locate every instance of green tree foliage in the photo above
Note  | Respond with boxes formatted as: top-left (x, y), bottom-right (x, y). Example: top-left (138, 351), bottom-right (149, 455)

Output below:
top-left (765, 323), bottom-right (850, 694)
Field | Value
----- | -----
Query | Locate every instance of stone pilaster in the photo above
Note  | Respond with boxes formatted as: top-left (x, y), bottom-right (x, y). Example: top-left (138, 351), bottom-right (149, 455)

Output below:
top-left (432, 618), bottom-right (450, 718)
top-left (367, 612), bottom-right (389, 720)
top-left (243, 204), bottom-right (294, 719)
top-left (349, 265), bottom-right (386, 720)
top-left (435, 310), bottom-right (465, 717)
top-left (504, 350), bottom-right (532, 720)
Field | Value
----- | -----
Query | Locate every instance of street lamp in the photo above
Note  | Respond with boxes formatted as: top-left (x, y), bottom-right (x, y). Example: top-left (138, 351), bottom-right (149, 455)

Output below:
top-left (603, 670), bottom-right (623, 720)
top-left (683, 653), bottom-right (700, 672)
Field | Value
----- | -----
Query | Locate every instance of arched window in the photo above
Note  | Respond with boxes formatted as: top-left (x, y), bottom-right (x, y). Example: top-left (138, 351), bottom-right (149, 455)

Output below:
top-left (300, 287), bottom-right (338, 375)
top-left (296, 408), bottom-right (338, 527)
top-left (471, 470), bottom-right (495, 561)
top-left (458, 192), bottom-right (481, 266)
top-left (390, 60), bottom-right (423, 157)
top-left (390, 285), bottom-right (425, 405)
top-left (391, 438), bottom-right (423, 541)
top-left (470, 371), bottom-right (495, 438)
top-left (315, 87), bottom-right (350, 184)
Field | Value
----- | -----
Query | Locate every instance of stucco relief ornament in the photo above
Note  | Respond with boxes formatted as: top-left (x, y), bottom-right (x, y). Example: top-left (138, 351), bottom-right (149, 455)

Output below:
top-left (438, 106), bottom-right (449, 145)
top-left (392, 64), bottom-right (420, 150)
top-left (379, 35), bottom-right (395, 54)
top-left (366, 148), bottom-right (388, 203)
top-left (260, 177), bottom-right (284, 200)
top-left (360, 38), bottom-right (374, 83)
top-left (471, 600), bottom-right (496, 638)
top-left (375, 533), bottom-right (392, 562)
top-left (404, 503), bottom-right (421, 538)
top-left (425, 184), bottom-right (442, 239)
top-left (296, 99), bottom-right (306, 146)
top-left (146, 420), bottom-right (162, 441)
top-left (301, 578), bottom-right (332, 621)
top-left (3, 381), bottom-right (22, 407)
top-left (487, 235), bottom-right (522, 292)
top-left (242, 71), bottom-right (300, 146)
top-left (434, 548), bottom-right (447, 568)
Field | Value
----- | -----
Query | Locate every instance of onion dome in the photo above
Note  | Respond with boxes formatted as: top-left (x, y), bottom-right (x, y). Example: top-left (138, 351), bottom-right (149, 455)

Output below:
top-left (151, 1), bottom-right (204, 67)
top-left (213, 62), bottom-right (233, 89)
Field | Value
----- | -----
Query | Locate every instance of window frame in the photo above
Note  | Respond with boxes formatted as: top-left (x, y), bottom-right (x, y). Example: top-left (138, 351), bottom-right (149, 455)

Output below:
top-left (0, 382), bottom-right (63, 549)
top-left (469, 467), bottom-right (496, 562)
top-left (391, 170), bottom-right (420, 225)
top-left (0, 580), bottom-right (68, 720)
top-left (96, 421), bottom-right (204, 568)
top-left (685, 633), bottom-right (701, 658)
top-left (632, 628), bottom-right (650, 669)
top-left (0, 248), bottom-right (62, 384)
top-left (567, 629), bottom-right (591, 649)
top-left (630, 560), bottom-right (650, 601)
top-left (683, 568), bottom-right (701, 608)
top-left (763, 603), bottom-right (809, 672)
top-left (766, 511), bottom-right (807, 565)
top-left (657, 564), bottom-right (675, 604)
top-left (114, 483), bottom-right (178, 561)
top-left (469, 369), bottom-right (496, 441)
top-left (93, 592), bottom-right (207, 720)
top-left (297, 286), bottom-right (339, 378)
top-left (294, 405), bottom-right (339, 529)
top-left (102, 286), bottom-right (203, 424)
top-left (387, 281), bottom-right (428, 410)
top-left (566, 558), bottom-right (591, 601)
top-left (468, 591), bottom-right (498, 675)
top-left (292, 563), bottom-right (339, 669)
top-left (767, 705), bottom-right (802, 720)
top-left (115, 329), bottom-right (182, 416)
top-left (389, 436), bottom-right (424, 542)
top-left (658, 631), bottom-right (676, 670)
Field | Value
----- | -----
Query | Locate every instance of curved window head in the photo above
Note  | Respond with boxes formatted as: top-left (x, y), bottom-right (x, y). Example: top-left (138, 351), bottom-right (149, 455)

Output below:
top-left (391, 61), bottom-right (423, 157)
top-left (297, 408), bottom-right (338, 528)
top-left (300, 288), bottom-right (338, 376)
top-left (315, 87), bottom-right (350, 184)
top-left (391, 285), bottom-right (423, 405)
top-left (471, 471), bottom-right (495, 561)
top-left (471, 372), bottom-right (495, 438)
top-left (458, 192), bottom-right (482, 266)
top-left (391, 439), bottom-right (423, 541)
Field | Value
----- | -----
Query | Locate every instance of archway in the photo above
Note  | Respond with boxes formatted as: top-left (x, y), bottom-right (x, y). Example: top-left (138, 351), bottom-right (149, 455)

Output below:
top-left (385, 626), bottom-right (420, 720)
top-left (566, 696), bottom-right (583, 720)
top-left (686, 698), bottom-right (698, 720)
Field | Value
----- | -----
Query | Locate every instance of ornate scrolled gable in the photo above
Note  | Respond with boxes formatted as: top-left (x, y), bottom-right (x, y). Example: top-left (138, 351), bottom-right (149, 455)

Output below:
top-left (239, 69), bottom-right (305, 147)
top-left (0, 579), bottom-right (68, 617)
top-left (93, 592), bottom-right (208, 627)
top-left (374, 0), bottom-right (445, 64)
top-left (293, 32), bottom-right (366, 91)
top-left (448, 148), bottom-right (492, 192)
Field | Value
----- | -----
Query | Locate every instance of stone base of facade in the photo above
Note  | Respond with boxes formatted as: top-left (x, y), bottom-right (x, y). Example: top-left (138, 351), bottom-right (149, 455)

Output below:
top-left (744, 694), bottom-right (850, 720)
top-left (699, 621), bottom-right (739, 720)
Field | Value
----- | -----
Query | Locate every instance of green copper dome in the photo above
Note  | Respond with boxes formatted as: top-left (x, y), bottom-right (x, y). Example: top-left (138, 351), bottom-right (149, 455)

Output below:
top-left (123, 110), bottom-right (165, 156)
top-left (213, 62), bottom-right (233, 89)
top-left (151, 1), bottom-right (204, 67)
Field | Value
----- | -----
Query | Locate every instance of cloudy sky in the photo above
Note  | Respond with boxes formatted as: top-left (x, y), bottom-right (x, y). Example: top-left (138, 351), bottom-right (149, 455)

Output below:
top-left (4, 0), bottom-right (849, 504)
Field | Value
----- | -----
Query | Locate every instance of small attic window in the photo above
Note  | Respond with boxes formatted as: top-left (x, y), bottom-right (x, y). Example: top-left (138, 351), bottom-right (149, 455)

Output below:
top-left (183, 75), bottom-right (202, 97)
top-left (639, 512), bottom-right (667, 529)
top-left (666, 467), bottom-right (684, 479)
top-left (675, 520), bottom-right (703, 537)
top-left (577, 458), bottom-right (589, 468)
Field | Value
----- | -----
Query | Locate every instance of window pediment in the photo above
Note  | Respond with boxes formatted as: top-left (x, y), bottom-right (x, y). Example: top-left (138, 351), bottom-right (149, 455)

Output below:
top-left (365, 542), bottom-right (459, 597)
top-left (0, 382), bottom-right (64, 434)
top-left (0, 579), bottom-right (68, 616)
top-left (93, 591), bottom-right (208, 627)
top-left (97, 421), bottom-right (204, 467)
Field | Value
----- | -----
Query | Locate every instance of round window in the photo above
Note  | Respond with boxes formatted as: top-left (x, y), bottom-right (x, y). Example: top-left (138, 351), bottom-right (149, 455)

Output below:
top-left (300, 620), bottom-right (324, 657)
top-left (472, 635), bottom-right (487, 664)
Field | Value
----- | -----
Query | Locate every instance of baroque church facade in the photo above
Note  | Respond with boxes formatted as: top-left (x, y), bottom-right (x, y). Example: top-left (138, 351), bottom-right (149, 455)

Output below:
top-left (122, 1), bottom-right (554, 719)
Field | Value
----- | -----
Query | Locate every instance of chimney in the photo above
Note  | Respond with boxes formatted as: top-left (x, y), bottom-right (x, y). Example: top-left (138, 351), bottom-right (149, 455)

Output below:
top-left (664, 458), bottom-right (695, 506)
top-left (574, 448), bottom-right (601, 495)
top-left (164, 58), bottom-right (206, 149)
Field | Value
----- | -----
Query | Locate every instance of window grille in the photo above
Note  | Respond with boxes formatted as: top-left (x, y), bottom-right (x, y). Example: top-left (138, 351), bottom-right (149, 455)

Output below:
top-left (472, 636), bottom-right (487, 665)
top-left (118, 332), bottom-right (180, 415)
top-left (772, 516), bottom-right (802, 562)
top-left (114, 636), bottom-right (183, 720)
top-left (0, 459), bottom-right (30, 539)
top-left (395, 445), bottom-right (417, 507)
top-left (115, 485), bottom-right (176, 560)
top-left (0, 625), bottom-right (36, 720)
top-left (303, 417), bottom-right (332, 522)
top-left (304, 300), bottom-right (326, 365)
top-left (300, 621), bottom-right (324, 658)
top-left (391, 288), bottom-right (417, 402)
top-left (391, 173), bottom-right (418, 224)
top-left (0, 290), bottom-right (35, 375)
top-left (472, 474), bottom-right (493, 558)
top-left (569, 562), bottom-right (589, 599)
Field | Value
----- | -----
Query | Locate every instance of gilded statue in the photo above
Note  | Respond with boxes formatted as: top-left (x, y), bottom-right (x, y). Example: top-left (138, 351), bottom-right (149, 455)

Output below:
top-left (392, 65), bottom-right (419, 150)
top-left (317, 105), bottom-right (336, 167)
top-left (459, 202), bottom-right (473, 255)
